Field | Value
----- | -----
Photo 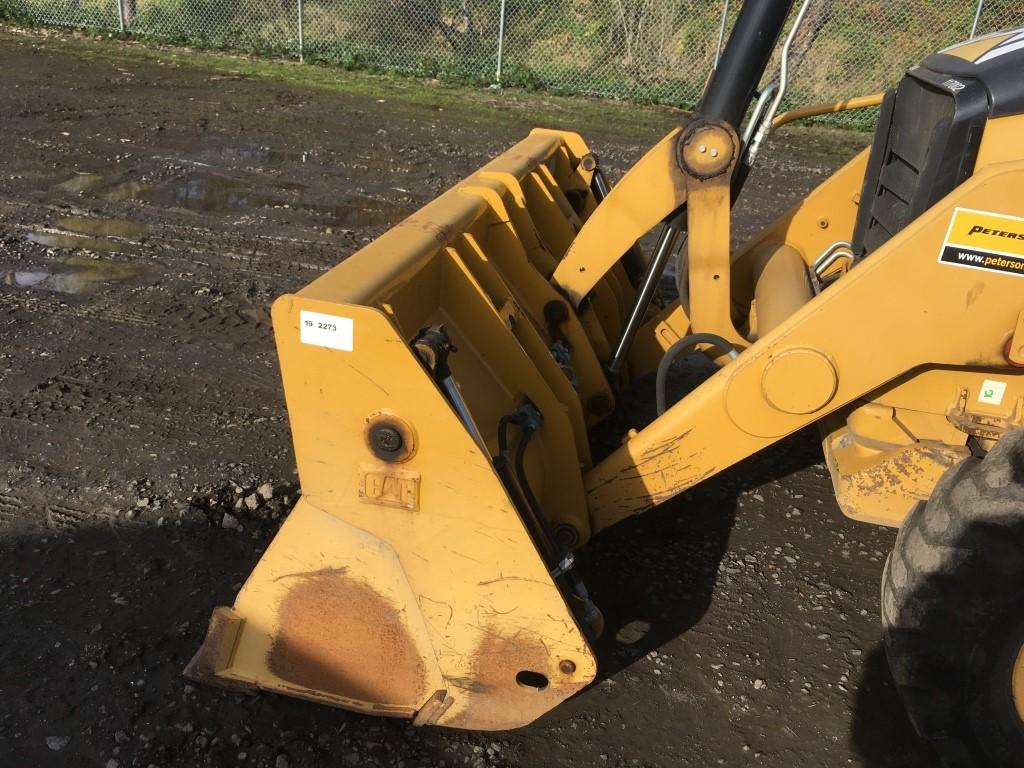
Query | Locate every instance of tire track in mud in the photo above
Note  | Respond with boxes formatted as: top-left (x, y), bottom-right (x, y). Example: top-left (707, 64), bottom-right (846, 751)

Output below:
top-left (0, 491), bottom-right (24, 528)
top-left (45, 502), bottom-right (111, 531)
top-left (2, 202), bottom-right (341, 276)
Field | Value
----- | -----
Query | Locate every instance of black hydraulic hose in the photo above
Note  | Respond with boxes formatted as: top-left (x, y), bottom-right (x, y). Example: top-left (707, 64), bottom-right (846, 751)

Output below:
top-left (499, 407), bottom-right (606, 637)
top-left (697, 0), bottom-right (794, 129)
top-left (496, 407), bottom-right (562, 562)
top-left (656, 333), bottom-right (741, 416)
top-left (497, 414), bottom-right (516, 456)
top-left (493, 454), bottom-right (560, 567)
top-left (513, 424), bottom-right (562, 548)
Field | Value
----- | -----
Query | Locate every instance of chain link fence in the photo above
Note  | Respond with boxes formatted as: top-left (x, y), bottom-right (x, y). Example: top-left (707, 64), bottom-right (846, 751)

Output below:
top-left (1, 0), bottom-right (1020, 127)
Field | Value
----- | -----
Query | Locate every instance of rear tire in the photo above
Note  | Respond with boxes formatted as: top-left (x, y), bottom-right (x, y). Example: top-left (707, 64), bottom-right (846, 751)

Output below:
top-left (882, 429), bottom-right (1024, 767)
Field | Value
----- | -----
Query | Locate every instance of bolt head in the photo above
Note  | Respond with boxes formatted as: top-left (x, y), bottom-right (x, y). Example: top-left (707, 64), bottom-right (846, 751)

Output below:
top-left (710, 148), bottom-right (719, 158)
top-left (373, 426), bottom-right (403, 454)
top-left (698, 144), bottom-right (707, 153)
top-left (559, 660), bottom-right (576, 675)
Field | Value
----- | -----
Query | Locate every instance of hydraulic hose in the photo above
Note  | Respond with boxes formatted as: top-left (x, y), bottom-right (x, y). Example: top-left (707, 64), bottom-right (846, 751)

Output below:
top-left (497, 406), bottom-right (561, 562)
top-left (513, 424), bottom-right (559, 544)
top-left (509, 414), bottom-right (603, 636)
top-left (499, 404), bottom-right (605, 637)
top-left (655, 333), bottom-right (741, 416)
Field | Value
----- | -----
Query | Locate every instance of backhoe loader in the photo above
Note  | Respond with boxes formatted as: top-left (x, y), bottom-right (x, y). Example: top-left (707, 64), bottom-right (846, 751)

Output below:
top-left (187, 1), bottom-right (1024, 764)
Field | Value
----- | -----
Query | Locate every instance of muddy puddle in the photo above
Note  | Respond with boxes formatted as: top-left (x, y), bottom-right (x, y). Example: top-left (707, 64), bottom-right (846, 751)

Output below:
top-left (24, 215), bottom-right (148, 254)
top-left (2, 255), bottom-right (152, 295)
top-left (54, 162), bottom-right (414, 227)
top-left (17, 214), bottom-right (152, 293)
top-left (102, 176), bottom-right (282, 213)
top-left (97, 180), bottom-right (150, 203)
top-left (25, 231), bottom-right (122, 253)
top-left (315, 197), bottom-right (413, 228)
top-left (55, 172), bottom-right (104, 193)
top-left (100, 174), bottom-right (412, 226)
top-left (216, 144), bottom-right (314, 165)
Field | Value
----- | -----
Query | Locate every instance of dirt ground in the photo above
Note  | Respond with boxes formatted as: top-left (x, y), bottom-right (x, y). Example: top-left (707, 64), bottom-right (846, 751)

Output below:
top-left (0, 27), bottom-right (939, 768)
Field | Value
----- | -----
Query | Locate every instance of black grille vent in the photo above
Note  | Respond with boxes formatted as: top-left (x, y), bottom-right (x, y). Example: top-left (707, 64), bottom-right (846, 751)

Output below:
top-left (852, 67), bottom-right (988, 259)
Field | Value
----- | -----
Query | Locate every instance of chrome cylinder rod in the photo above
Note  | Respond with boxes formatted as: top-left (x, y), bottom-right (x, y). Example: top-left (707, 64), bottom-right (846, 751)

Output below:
top-left (441, 375), bottom-right (488, 453)
top-left (607, 225), bottom-right (682, 377)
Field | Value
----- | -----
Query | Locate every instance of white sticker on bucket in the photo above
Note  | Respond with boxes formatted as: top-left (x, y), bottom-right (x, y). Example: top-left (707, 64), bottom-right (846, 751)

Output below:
top-left (978, 379), bottom-right (1007, 406)
top-left (300, 310), bottom-right (354, 351)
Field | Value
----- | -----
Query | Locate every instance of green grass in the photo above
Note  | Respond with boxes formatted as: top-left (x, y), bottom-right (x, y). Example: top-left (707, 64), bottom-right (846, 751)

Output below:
top-left (0, 24), bottom-right (690, 141)
top-left (4, 0), bottom-right (1000, 132)
top-left (0, 22), bottom-right (879, 147)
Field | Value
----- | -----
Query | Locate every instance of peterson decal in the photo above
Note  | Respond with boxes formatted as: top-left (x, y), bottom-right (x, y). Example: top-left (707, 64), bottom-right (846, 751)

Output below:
top-left (939, 208), bottom-right (1024, 278)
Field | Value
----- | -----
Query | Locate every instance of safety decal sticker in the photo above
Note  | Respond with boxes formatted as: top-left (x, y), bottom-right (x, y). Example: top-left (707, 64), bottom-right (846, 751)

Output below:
top-left (300, 309), bottom-right (354, 351)
top-left (938, 208), bottom-right (1024, 278)
top-left (978, 379), bottom-right (1008, 406)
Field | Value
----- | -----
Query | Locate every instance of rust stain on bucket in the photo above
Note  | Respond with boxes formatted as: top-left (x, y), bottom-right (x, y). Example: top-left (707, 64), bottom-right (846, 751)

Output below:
top-left (268, 567), bottom-right (427, 707)
top-left (443, 631), bottom-right (586, 730)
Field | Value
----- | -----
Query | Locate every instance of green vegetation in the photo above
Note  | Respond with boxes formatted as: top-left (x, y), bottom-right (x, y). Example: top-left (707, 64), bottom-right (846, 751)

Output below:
top-left (2, 0), bottom-right (1019, 127)
top-left (0, 26), bottom-right (686, 142)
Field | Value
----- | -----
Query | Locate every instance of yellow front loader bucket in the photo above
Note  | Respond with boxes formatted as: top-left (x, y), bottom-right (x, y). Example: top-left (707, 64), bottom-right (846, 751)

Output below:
top-left (187, 130), bottom-right (632, 729)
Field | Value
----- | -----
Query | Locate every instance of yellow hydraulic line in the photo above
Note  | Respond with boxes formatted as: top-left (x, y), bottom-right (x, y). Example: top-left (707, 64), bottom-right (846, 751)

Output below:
top-left (771, 92), bottom-right (886, 131)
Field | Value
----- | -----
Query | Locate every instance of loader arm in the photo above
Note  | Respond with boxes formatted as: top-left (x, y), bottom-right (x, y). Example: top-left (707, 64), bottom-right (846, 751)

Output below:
top-left (553, 0), bottom-right (794, 311)
top-left (586, 157), bottom-right (1024, 530)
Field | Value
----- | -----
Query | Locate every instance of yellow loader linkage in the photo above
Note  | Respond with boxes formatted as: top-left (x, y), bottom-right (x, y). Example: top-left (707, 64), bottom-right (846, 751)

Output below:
top-left (189, 0), bottom-right (1024, 758)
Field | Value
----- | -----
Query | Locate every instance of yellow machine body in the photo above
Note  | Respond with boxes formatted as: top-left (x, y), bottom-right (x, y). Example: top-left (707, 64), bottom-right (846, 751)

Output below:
top-left (189, 30), bottom-right (1024, 730)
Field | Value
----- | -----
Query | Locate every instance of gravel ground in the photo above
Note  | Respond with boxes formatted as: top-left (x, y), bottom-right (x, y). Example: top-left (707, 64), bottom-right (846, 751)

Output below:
top-left (0, 27), bottom-right (938, 768)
